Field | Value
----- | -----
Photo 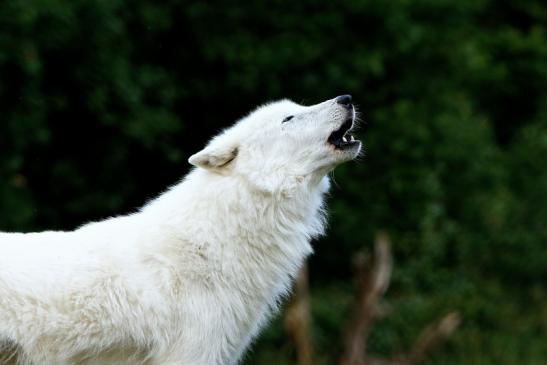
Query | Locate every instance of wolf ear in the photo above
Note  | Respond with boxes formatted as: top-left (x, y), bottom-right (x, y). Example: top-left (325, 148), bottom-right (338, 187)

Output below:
top-left (188, 142), bottom-right (239, 170)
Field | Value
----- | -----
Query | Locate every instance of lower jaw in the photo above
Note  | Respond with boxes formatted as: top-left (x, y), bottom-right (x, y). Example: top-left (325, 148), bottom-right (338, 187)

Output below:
top-left (340, 142), bottom-right (362, 157)
top-left (330, 141), bottom-right (361, 151)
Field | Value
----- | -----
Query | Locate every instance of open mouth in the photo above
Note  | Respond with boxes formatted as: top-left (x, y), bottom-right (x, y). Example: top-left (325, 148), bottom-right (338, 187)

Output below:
top-left (328, 117), bottom-right (359, 150)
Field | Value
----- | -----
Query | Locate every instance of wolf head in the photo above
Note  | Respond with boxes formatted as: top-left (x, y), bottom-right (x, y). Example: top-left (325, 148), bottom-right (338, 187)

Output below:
top-left (189, 95), bottom-right (362, 193)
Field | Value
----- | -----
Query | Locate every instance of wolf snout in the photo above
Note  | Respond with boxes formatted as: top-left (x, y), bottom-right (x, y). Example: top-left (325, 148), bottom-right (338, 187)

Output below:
top-left (335, 94), bottom-right (353, 109)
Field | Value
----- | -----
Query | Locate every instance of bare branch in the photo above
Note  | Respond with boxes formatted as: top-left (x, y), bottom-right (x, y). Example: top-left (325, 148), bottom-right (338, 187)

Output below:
top-left (403, 312), bottom-right (461, 365)
top-left (288, 231), bottom-right (460, 365)
top-left (339, 231), bottom-right (393, 365)
top-left (284, 263), bottom-right (313, 365)
top-left (371, 231), bottom-right (392, 297)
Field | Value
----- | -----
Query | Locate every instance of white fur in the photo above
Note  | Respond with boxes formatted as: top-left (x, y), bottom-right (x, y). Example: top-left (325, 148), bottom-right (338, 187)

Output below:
top-left (0, 97), bottom-right (360, 365)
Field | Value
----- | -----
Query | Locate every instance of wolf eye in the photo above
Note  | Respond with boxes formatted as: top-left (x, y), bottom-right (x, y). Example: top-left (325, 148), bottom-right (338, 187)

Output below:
top-left (282, 115), bottom-right (294, 123)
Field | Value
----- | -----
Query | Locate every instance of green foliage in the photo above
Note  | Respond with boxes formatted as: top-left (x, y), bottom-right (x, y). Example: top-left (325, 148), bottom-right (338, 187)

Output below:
top-left (1, 0), bottom-right (547, 363)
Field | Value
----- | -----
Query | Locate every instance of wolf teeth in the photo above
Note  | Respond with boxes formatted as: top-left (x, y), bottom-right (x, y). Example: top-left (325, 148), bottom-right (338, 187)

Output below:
top-left (342, 136), bottom-right (348, 142)
top-left (350, 135), bottom-right (355, 141)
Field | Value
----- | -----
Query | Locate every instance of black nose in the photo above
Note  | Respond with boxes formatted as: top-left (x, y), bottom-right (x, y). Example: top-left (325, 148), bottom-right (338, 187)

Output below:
top-left (336, 94), bottom-right (352, 107)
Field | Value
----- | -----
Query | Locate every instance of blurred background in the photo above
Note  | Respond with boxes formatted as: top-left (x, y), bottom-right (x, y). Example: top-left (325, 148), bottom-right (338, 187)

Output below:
top-left (1, 0), bottom-right (547, 364)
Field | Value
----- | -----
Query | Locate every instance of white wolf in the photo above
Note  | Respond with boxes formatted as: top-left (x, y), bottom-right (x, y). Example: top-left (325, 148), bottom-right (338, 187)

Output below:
top-left (0, 95), bottom-right (361, 365)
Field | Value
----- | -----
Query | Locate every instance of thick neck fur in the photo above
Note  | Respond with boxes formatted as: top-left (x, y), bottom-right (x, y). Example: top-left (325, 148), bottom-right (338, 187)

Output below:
top-left (140, 168), bottom-right (329, 297)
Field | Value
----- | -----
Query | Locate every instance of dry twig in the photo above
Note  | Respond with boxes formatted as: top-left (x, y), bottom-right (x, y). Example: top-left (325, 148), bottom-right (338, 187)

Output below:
top-left (402, 311), bottom-right (461, 365)
top-left (339, 231), bottom-right (392, 365)
top-left (285, 231), bottom-right (460, 365)
top-left (284, 263), bottom-right (313, 365)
